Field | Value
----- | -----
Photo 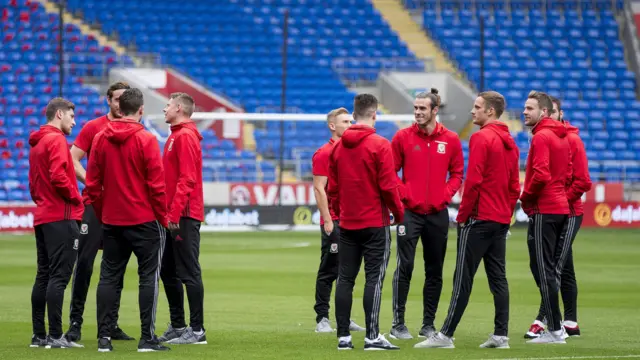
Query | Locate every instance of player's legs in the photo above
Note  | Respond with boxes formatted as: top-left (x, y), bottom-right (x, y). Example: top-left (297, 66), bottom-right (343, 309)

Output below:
top-left (361, 226), bottom-right (391, 340)
top-left (334, 227), bottom-right (363, 339)
top-left (159, 232), bottom-right (186, 335)
top-left (483, 224), bottom-right (510, 337)
top-left (391, 210), bottom-right (422, 333)
top-left (314, 220), bottom-right (339, 327)
top-left (559, 215), bottom-right (582, 322)
top-left (31, 225), bottom-right (49, 343)
top-left (420, 208), bottom-right (449, 329)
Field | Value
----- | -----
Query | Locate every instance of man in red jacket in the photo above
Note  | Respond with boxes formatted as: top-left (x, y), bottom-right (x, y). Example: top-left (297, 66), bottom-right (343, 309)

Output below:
top-left (520, 90), bottom-right (572, 345)
top-left (156, 93), bottom-right (207, 345)
top-left (526, 96), bottom-right (592, 339)
top-left (389, 88), bottom-right (464, 340)
top-left (415, 91), bottom-right (520, 349)
top-left (310, 107), bottom-right (365, 334)
top-left (328, 94), bottom-right (404, 351)
top-left (28, 98), bottom-right (83, 349)
top-left (86, 88), bottom-right (169, 353)
top-left (66, 81), bottom-right (134, 344)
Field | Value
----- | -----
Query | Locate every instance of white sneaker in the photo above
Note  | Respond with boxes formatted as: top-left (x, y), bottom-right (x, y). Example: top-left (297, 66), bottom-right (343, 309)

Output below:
top-left (526, 331), bottom-right (566, 344)
top-left (414, 332), bottom-right (455, 349)
top-left (479, 334), bottom-right (510, 349)
top-left (315, 318), bottom-right (334, 333)
top-left (364, 334), bottom-right (399, 350)
top-left (349, 319), bottom-right (365, 332)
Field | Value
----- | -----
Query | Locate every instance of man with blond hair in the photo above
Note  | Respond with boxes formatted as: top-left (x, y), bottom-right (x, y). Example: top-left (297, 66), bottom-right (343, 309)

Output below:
top-left (312, 107), bottom-right (364, 334)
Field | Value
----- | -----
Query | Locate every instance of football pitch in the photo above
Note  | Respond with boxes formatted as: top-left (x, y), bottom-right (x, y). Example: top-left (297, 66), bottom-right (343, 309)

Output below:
top-left (0, 228), bottom-right (639, 359)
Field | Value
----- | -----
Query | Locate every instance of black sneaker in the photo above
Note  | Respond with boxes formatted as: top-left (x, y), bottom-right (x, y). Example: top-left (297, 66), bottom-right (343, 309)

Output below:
top-left (564, 324), bottom-right (581, 337)
top-left (138, 337), bottom-right (171, 352)
top-left (30, 334), bottom-right (47, 348)
top-left (418, 324), bottom-right (437, 338)
top-left (364, 334), bottom-right (400, 350)
top-left (98, 337), bottom-right (113, 352)
top-left (111, 325), bottom-right (135, 340)
top-left (65, 322), bottom-right (81, 342)
top-left (337, 338), bottom-right (354, 350)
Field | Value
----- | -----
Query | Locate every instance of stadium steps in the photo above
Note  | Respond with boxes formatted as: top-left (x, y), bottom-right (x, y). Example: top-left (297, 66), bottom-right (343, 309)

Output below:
top-left (369, 0), bottom-right (459, 76)
top-left (34, 0), bottom-right (135, 63)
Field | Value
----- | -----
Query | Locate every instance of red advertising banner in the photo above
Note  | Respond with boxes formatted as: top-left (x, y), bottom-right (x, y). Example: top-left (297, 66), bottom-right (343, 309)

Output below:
top-left (0, 206), bottom-right (35, 233)
top-left (583, 202), bottom-right (640, 228)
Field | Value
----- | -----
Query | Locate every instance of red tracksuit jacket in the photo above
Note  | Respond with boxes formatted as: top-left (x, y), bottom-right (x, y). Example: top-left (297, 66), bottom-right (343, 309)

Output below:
top-left (391, 122), bottom-right (464, 214)
top-left (520, 118), bottom-right (572, 215)
top-left (73, 114), bottom-right (110, 204)
top-left (328, 124), bottom-right (404, 230)
top-left (564, 121), bottom-right (592, 216)
top-left (85, 119), bottom-right (168, 227)
top-left (28, 125), bottom-right (84, 226)
top-left (163, 121), bottom-right (204, 224)
top-left (312, 138), bottom-right (339, 226)
top-left (456, 121), bottom-right (520, 225)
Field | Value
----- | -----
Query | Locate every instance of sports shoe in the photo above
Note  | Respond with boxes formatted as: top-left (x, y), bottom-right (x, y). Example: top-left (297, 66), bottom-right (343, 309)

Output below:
top-left (315, 317), bottom-right (334, 333)
top-left (479, 334), bottom-right (510, 349)
top-left (364, 334), bottom-right (399, 350)
top-left (349, 319), bottom-right (365, 332)
top-left (563, 321), bottom-right (580, 337)
top-left (524, 320), bottom-right (545, 339)
top-left (158, 323), bottom-right (186, 342)
top-left (418, 324), bottom-right (437, 338)
top-left (414, 332), bottom-right (455, 349)
top-left (45, 335), bottom-right (72, 349)
top-left (138, 337), bottom-right (171, 352)
top-left (110, 325), bottom-right (135, 340)
top-left (30, 334), bottom-right (47, 348)
top-left (526, 331), bottom-right (566, 344)
top-left (98, 337), bottom-right (113, 352)
top-left (65, 322), bottom-right (81, 342)
top-left (337, 336), bottom-right (354, 350)
top-left (166, 327), bottom-right (207, 345)
top-left (389, 324), bottom-right (413, 340)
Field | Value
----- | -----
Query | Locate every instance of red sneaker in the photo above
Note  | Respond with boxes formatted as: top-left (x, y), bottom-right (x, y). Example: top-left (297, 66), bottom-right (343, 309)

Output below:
top-left (524, 322), bottom-right (545, 339)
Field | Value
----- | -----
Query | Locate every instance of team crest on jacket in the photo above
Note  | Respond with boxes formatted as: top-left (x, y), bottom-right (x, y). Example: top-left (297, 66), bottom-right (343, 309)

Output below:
top-left (398, 225), bottom-right (406, 236)
top-left (80, 224), bottom-right (88, 234)
top-left (330, 243), bottom-right (338, 253)
top-left (167, 138), bottom-right (175, 152)
top-left (436, 141), bottom-right (447, 154)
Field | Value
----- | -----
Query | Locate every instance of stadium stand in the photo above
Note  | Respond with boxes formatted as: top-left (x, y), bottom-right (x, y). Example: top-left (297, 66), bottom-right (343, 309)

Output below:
top-left (404, 0), bottom-right (640, 182)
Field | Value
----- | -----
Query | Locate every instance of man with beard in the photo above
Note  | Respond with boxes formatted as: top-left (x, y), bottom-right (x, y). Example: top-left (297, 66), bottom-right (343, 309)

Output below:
top-left (65, 82), bottom-right (134, 344)
top-left (389, 88), bottom-right (464, 340)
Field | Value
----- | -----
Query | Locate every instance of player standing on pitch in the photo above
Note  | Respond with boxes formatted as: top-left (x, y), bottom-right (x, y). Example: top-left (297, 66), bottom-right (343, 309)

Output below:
top-left (414, 91), bottom-right (520, 349)
top-left (328, 94), bottom-right (404, 351)
top-left (86, 88), bottom-right (169, 352)
top-left (156, 93), bottom-right (207, 345)
top-left (311, 107), bottom-right (365, 334)
top-left (29, 98), bottom-right (83, 349)
top-left (66, 82), bottom-right (134, 343)
top-left (525, 96), bottom-right (591, 339)
top-left (389, 88), bottom-right (464, 340)
top-left (520, 90), bottom-right (572, 345)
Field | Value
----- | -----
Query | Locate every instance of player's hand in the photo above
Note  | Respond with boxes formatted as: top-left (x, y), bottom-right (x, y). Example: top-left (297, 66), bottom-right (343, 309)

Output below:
top-left (324, 220), bottom-right (334, 235)
top-left (168, 222), bottom-right (180, 231)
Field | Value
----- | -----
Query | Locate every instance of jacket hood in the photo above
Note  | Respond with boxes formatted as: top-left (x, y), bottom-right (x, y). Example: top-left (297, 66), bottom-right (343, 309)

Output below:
top-left (171, 120), bottom-right (203, 141)
top-left (29, 125), bottom-right (63, 147)
top-left (103, 119), bottom-right (145, 144)
top-left (483, 121), bottom-right (516, 150)
top-left (532, 117), bottom-right (567, 138)
top-left (341, 124), bottom-right (376, 148)
top-left (563, 120), bottom-right (579, 135)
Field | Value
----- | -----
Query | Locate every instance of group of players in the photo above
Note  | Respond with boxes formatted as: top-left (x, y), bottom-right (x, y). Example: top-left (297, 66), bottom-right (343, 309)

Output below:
top-left (311, 89), bottom-right (591, 350)
top-left (28, 82), bottom-right (207, 352)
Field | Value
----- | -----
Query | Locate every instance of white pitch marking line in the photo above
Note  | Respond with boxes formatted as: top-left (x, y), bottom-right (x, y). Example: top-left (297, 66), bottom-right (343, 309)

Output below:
top-left (475, 355), bottom-right (640, 360)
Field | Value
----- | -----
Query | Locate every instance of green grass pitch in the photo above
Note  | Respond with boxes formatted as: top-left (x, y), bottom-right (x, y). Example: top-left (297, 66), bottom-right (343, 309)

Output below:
top-left (1, 228), bottom-right (639, 359)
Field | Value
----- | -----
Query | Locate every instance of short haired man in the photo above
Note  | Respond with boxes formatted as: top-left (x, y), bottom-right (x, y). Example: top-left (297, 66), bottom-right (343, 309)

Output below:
top-left (29, 98), bottom-right (83, 348)
top-left (311, 107), bottom-right (364, 334)
top-left (415, 91), bottom-right (520, 349)
top-left (520, 90), bottom-right (572, 344)
top-left (525, 96), bottom-right (592, 339)
top-left (86, 88), bottom-right (169, 352)
top-left (328, 94), bottom-right (404, 350)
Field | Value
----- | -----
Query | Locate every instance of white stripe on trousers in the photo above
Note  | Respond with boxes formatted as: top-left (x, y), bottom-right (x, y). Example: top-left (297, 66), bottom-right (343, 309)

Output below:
top-left (391, 236), bottom-right (401, 325)
top-left (369, 226), bottom-right (391, 340)
top-left (151, 221), bottom-right (166, 339)
top-left (534, 214), bottom-right (555, 330)
top-left (441, 219), bottom-right (476, 334)
top-left (555, 216), bottom-right (576, 286)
